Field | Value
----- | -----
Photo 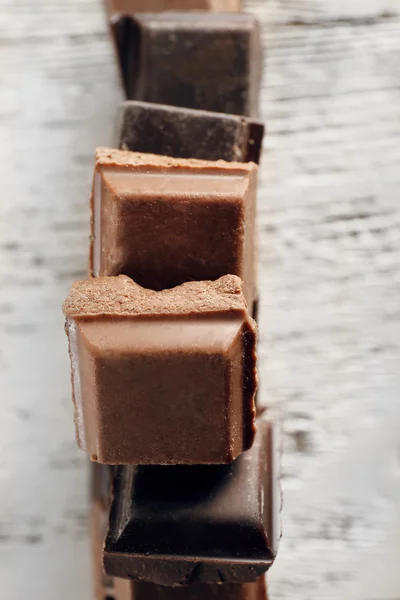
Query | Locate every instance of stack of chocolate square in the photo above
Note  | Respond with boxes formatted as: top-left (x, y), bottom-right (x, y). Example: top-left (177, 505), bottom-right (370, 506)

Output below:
top-left (62, 2), bottom-right (281, 599)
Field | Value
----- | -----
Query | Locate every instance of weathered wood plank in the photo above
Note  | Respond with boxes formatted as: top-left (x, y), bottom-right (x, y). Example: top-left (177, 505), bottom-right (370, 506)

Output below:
top-left (0, 0), bottom-right (400, 598)
top-left (247, 0), bottom-right (400, 23)
top-left (0, 3), bottom-right (123, 599)
top-left (256, 5), bottom-right (400, 600)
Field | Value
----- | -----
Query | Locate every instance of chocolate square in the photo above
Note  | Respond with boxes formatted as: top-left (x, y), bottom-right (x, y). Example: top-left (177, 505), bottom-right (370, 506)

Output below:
top-left (104, 420), bottom-right (279, 585)
top-left (63, 275), bottom-right (257, 465)
top-left (114, 13), bottom-right (262, 116)
top-left (116, 101), bottom-right (264, 163)
top-left (90, 148), bottom-right (258, 310)
top-left (90, 467), bottom-right (268, 599)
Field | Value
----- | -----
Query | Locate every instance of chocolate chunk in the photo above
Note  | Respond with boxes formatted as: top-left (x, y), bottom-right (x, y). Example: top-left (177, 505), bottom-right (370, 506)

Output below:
top-left (114, 579), bottom-right (268, 600)
top-left (90, 466), bottom-right (268, 599)
top-left (90, 148), bottom-right (258, 309)
top-left (91, 487), bottom-right (268, 600)
top-left (116, 101), bottom-right (264, 163)
top-left (114, 13), bottom-right (262, 116)
top-left (103, 420), bottom-right (279, 585)
top-left (63, 275), bottom-right (257, 465)
top-left (105, 0), bottom-right (242, 14)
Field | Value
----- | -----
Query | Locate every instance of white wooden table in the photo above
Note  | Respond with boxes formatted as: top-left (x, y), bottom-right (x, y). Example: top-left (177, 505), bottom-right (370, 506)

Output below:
top-left (1, 1), bottom-right (400, 598)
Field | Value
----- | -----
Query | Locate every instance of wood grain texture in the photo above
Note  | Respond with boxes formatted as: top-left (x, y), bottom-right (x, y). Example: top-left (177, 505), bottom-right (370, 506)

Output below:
top-left (0, 1), bottom-right (400, 599)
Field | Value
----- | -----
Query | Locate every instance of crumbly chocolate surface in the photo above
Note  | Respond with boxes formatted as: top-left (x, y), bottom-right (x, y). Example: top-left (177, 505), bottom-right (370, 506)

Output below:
top-left (63, 275), bottom-right (248, 319)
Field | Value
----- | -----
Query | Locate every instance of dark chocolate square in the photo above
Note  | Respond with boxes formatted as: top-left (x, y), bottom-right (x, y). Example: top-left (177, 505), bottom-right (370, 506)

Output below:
top-left (103, 420), bottom-right (280, 585)
top-left (116, 101), bottom-right (264, 163)
top-left (114, 13), bottom-right (262, 116)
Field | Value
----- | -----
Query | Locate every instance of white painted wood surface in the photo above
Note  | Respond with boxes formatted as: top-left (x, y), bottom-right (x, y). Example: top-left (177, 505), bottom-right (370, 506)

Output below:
top-left (1, 1), bottom-right (400, 598)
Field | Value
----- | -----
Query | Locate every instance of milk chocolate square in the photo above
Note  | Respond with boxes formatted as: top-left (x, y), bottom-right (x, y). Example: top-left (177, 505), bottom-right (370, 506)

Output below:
top-left (63, 275), bottom-right (257, 465)
top-left (114, 13), bottom-right (261, 116)
top-left (116, 101), bottom-right (264, 163)
top-left (104, 420), bottom-right (279, 585)
top-left (90, 148), bottom-right (257, 310)
top-left (105, 0), bottom-right (242, 15)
